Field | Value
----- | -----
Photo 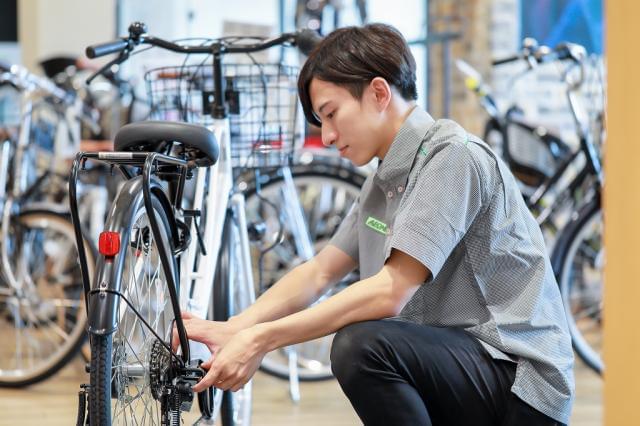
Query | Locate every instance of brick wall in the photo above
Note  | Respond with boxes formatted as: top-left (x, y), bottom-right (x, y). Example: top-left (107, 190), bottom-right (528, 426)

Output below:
top-left (427, 0), bottom-right (504, 137)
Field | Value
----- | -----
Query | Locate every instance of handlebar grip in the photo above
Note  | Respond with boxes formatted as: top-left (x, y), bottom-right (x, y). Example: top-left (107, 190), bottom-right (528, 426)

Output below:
top-left (492, 55), bottom-right (521, 66)
top-left (296, 29), bottom-right (323, 56)
top-left (86, 39), bottom-right (129, 59)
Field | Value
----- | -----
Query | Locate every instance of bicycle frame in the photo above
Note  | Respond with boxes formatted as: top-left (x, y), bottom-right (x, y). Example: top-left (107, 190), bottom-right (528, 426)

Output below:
top-left (526, 61), bottom-right (603, 230)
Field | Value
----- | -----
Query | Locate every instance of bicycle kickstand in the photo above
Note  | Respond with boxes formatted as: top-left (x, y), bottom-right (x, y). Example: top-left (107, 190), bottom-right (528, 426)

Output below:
top-left (76, 383), bottom-right (90, 426)
top-left (287, 345), bottom-right (301, 403)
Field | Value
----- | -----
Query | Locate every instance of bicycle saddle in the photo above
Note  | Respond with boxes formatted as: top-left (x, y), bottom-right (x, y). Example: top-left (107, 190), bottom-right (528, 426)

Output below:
top-left (114, 121), bottom-right (219, 167)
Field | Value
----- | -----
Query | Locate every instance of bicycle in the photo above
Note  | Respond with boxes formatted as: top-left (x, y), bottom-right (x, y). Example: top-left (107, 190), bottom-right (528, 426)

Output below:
top-left (0, 62), bottom-right (99, 387)
top-left (70, 22), bottom-right (320, 424)
top-left (457, 41), bottom-right (604, 374)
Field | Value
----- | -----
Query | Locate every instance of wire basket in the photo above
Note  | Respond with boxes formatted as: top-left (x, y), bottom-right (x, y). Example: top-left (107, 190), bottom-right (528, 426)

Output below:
top-left (145, 63), bottom-right (302, 169)
top-left (506, 122), bottom-right (557, 178)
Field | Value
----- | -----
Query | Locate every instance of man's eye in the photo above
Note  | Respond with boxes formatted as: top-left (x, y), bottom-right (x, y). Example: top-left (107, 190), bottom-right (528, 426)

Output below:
top-left (327, 111), bottom-right (335, 119)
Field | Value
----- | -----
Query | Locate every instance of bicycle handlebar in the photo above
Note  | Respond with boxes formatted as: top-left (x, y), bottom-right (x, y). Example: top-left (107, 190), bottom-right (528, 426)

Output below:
top-left (86, 22), bottom-right (322, 59)
top-left (492, 41), bottom-right (585, 67)
top-left (86, 39), bottom-right (131, 59)
top-left (492, 54), bottom-right (521, 66)
top-left (0, 64), bottom-right (69, 101)
top-left (0, 63), bottom-right (101, 134)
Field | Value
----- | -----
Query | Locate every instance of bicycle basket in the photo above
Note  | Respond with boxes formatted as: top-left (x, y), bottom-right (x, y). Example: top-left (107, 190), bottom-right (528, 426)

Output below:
top-left (145, 63), bottom-right (302, 168)
top-left (506, 121), bottom-right (559, 181)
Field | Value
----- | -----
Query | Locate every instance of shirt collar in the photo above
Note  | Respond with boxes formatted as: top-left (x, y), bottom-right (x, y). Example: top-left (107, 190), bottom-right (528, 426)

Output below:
top-left (374, 106), bottom-right (436, 190)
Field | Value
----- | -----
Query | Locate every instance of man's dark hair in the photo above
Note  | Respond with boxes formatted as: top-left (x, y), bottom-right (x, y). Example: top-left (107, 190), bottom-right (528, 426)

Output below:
top-left (298, 23), bottom-right (418, 127)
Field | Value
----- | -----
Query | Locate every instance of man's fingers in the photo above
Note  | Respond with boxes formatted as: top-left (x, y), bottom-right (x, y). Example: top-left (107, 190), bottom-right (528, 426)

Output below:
top-left (225, 373), bottom-right (248, 392)
top-left (171, 312), bottom-right (195, 353)
top-left (171, 321), bottom-right (181, 352)
top-left (181, 311), bottom-right (195, 320)
top-left (171, 313), bottom-right (207, 353)
top-left (230, 382), bottom-right (245, 392)
top-left (171, 318), bottom-right (193, 352)
top-left (201, 356), bottom-right (213, 370)
top-left (193, 366), bottom-right (221, 393)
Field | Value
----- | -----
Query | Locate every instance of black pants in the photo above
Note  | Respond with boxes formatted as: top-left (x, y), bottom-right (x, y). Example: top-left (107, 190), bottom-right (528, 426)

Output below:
top-left (330, 320), bottom-right (565, 426)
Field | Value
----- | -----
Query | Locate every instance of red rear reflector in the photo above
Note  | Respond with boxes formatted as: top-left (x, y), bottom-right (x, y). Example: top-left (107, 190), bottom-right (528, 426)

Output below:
top-left (99, 232), bottom-right (120, 257)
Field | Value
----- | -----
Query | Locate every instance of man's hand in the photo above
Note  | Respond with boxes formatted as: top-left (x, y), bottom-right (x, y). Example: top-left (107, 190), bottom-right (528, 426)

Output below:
top-left (171, 311), bottom-right (241, 359)
top-left (193, 327), bottom-right (266, 392)
top-left (171, 312), bottom-right (264, 392)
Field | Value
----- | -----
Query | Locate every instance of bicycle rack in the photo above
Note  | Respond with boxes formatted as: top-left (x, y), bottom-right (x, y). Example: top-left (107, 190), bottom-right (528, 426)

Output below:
top-left (69, 151), bottom-right (210, 423)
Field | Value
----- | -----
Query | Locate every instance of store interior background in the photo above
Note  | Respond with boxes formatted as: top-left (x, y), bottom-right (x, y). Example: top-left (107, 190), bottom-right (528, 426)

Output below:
top-left (1, 0), bottom-right (604, 150)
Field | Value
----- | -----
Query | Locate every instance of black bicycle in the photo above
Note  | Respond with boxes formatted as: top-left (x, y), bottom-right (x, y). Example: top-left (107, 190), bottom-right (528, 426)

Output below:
top-left (458, 41), bottom-right (604, 374)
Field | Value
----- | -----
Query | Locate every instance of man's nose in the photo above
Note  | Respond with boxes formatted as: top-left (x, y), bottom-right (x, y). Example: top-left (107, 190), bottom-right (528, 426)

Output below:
top-left (321, 126), bottom-right (337, 147)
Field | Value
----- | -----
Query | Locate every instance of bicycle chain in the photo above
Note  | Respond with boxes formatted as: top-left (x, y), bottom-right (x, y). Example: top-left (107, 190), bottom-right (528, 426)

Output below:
top-left (149, 340), bottom-right (172, 401)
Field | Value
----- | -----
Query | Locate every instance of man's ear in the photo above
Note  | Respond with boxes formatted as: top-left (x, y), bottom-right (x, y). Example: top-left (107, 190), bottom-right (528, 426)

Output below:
top-left (367, 77), bottom-right (392, 112)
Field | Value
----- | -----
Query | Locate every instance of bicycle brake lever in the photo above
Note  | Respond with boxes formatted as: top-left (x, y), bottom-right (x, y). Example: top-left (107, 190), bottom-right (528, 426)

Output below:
top-left (86, 50), bottom-right (130, 85)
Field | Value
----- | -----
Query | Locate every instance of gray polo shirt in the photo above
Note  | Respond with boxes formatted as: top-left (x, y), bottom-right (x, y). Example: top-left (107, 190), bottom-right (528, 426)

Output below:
top-left (329, 106), bottom-right (574, 423)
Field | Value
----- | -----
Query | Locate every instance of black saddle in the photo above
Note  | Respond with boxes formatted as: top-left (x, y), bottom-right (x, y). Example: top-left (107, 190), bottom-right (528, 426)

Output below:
top-left (114, 121), bottom-right (219, 167)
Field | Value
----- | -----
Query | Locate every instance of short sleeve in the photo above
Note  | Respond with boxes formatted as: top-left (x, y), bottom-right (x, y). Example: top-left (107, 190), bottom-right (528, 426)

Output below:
top-left (328, 196), bottom-right (360, 263)
top-left (387, 143), bottom-right (485, 279)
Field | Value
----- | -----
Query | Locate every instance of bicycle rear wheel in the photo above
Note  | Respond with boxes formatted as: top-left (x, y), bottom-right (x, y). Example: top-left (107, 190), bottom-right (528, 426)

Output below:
top-left (89, 193), bottom-right (179, 424)
top-left (243, 161), bottom-right (364, 381)
top-left (0, 209), bottom-right (94, 387)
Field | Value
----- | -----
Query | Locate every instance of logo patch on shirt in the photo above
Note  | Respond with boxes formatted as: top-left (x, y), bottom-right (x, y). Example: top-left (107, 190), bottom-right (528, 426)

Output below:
top-left (365, 216), bottom-right (389, 235)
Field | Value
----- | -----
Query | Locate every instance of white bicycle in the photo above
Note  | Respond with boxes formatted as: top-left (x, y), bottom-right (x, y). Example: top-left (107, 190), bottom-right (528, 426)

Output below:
top-left (70, 22), bottom-right (320, 425)
top-left (0, 61), bottom-right (103, 388)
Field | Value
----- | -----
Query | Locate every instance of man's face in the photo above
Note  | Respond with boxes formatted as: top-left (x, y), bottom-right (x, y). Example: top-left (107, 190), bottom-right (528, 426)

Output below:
top-left (309, 78), bottom-right (385, 166)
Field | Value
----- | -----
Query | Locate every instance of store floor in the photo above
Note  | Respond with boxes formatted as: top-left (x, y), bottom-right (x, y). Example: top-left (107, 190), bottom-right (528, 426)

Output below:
top-left (0, 356), bottom-right (600, 425)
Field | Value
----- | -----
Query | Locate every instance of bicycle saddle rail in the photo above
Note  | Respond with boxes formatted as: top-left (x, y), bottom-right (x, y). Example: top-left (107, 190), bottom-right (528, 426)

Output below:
top-left (114, 120), bottom-right (219, 167)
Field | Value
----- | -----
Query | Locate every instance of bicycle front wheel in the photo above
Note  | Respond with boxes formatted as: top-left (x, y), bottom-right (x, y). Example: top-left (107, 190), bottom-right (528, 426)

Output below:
top-left (214, 210), bottom-right (253, 426)
top-left (0, 209), bottom-right (94, 387)
top-left (552, 198), bottom-right (603, 374)
top-left (89, 193), bottom-right (179, 425)
top-left (243, 161), bottom-right (364, 381)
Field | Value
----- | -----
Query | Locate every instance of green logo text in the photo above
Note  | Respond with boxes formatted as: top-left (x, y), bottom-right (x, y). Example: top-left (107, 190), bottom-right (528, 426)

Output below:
top-left (365, 216), bottom-right (389, 235)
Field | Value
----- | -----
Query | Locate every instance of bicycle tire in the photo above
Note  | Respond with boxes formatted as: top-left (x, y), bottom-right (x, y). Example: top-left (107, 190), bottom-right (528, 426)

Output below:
top-left (242, 160), bottom-right (365, 381)
top-left (214, 210), bottom-right (253, 426)
top-left (551, 197), bottom-right (603, 374)
top-left (0, 209), bottom-right (95, 387)
top-left (89, 191), bottom-right (179, 424)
